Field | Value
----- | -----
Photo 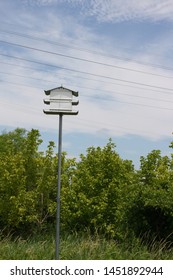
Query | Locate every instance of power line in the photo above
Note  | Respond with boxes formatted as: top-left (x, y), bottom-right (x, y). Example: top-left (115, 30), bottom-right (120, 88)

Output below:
top-left (79, 85), bottom-right (173, 103)
top-left (1, 39), bottom-right (173, 80)
top-left (0, 98), bottom-right (167, 138)
top-left (1, 70), bottom-right (173, 103)
top-left (1, 78), bottom-right (173, 111)
top-left (0, 71), bottom-right (57, 85)
top-left (0, 28), bottom-right (172, 139)
top-left (0, 60), bottom-right (44, 72)
top-left (1, 60), bottom-right (172, 96)
top-left (84, 94), bottom-right (173, 111)
top-left (1, 28), bottom-right (173, 72)
top-left (0, 79), bottom-right (41, 89)
top-left (1, 53), bottom-right (173, 92)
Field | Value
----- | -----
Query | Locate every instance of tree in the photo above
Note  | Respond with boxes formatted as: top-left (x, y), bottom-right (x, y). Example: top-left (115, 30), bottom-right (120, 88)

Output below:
top-left (0, 128), bottom-right (78, 234)
top-left (61, 139), bottom-right (135, 237)
top-left (126, 150), bottom-right (173, 241)
top-left (0, 128), bottom-right (27, 155)
top-left (0, 129), bottom-right (56, 233)
top-left (1, 128), bottom-right (172, 242)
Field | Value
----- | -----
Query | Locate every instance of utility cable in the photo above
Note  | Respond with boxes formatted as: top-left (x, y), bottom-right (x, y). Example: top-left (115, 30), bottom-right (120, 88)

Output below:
top-left (1, 60), bottom-right (172, 96)
top-left (0, 39), bottom-right (173, 79)
top-left (1, 70), bottom-right (173, 103)
top-left (1, 53), bottom-right (173, 92)
top-left (1, 78), bottom-right (173, 111)
top-left (0, 28), bottom-right (173, 72)
top-left (0, 99), bottom-right (167, 138)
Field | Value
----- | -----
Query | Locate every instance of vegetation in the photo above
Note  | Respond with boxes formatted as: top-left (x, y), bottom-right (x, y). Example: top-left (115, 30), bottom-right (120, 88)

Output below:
top-left (0, 232), bottom-right (173, 260)
top-left (0, 128), bottom-right (173, 259)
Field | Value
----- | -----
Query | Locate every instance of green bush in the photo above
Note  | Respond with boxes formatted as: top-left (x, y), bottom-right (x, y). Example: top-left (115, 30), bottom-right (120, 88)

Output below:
top-left (0, 128), bottom-right (173, 246)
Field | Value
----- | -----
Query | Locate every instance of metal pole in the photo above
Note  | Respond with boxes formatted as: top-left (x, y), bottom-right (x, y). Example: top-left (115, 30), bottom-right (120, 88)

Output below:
top-left (56, 113), bottom-right (63, 259)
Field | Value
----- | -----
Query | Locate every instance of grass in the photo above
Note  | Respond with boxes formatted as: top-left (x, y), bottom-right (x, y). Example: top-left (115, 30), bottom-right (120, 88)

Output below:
top-left (0, 231), bottom-right (173, 260)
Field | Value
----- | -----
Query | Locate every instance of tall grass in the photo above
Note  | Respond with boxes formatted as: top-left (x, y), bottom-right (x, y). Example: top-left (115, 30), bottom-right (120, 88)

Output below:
top-left (0, 231), bottom-right (173, 260)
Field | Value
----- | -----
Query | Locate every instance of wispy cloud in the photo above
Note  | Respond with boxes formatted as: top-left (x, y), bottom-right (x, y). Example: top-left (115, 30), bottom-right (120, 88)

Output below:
top-left (21, 0), bottom-right (173, 22)
top-left (22, 0), bottom-right (58, 6)
top-left (58, 0), bottom-right (173, 23)
top-left (1, 0), bottom-right (173, 142)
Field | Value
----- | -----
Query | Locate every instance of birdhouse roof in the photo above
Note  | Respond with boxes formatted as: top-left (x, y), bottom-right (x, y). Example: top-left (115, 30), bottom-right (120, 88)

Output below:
top-left (44, 86), bottom-right (78, 97)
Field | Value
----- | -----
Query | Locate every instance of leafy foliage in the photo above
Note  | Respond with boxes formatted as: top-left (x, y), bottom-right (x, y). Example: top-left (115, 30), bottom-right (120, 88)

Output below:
top-left (0, 129), bottom-right (173, 244)
top-left (61, 140), bottom-right (135, 237)
top-left (123, 150), bottom-right (173, 242)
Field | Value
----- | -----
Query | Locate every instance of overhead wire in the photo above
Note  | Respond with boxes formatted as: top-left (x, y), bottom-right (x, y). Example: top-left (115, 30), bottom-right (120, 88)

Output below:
top-left (1, 28), bottom-right (173, 72)
top-left (1, 60), bottom-right (173, 96)
top-left (1, 53), bottom-right (173, 93)
top-left (1, 39), bottom-right (173, 80)
top-left (1, 39), bottom-right (173, 111)
top-left (1, 70), bottom-right (173, 104)
top-left (0, 95), bottom-right (165, 138)
top-left (1, 78), bottom-right (173, 111)
top-left (0, 27), bottom-right (173, 139)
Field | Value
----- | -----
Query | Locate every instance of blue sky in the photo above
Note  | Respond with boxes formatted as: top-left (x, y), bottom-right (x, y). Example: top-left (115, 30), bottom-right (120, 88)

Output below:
top-left (1, 0), bottom-right (173, 168)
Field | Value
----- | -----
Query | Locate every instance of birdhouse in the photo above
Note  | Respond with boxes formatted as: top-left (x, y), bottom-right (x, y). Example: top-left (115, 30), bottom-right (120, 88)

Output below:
top-left (43, 86), bottom-right (79, 115)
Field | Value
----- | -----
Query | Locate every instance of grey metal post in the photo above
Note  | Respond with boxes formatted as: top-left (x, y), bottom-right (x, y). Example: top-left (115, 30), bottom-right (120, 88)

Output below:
top-left (56, 113), bottom-right (63, 259)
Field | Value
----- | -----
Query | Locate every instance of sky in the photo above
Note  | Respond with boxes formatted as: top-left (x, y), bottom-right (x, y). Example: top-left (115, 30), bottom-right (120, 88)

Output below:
top-left (1, 0), bottom-right (173, 168)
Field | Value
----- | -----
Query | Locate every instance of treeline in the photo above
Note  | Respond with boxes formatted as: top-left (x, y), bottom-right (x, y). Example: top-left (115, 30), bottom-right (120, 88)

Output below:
top-left (0, 128), bottom-right (173, 242)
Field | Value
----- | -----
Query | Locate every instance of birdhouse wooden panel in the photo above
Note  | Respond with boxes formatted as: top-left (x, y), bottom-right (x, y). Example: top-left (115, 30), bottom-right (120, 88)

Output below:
top-left (49, 88), bottom-right (73, 101)
top-left (43, 86), bottom-right (79, 115)
top-left (50, 99), bottom-right (72, 111)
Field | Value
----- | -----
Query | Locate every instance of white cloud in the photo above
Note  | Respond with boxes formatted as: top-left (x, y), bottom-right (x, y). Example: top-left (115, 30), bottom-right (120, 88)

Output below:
top-left (1, 0), bottom-right (173, 143)
top-left (4, 0), bottom-right (173, 23)
top-left (59, 0), bottom-right (173, 23)
top-left (22, 0), bottom-right (58, 6)
top-left (21, 0), bottom-right (173, 23)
